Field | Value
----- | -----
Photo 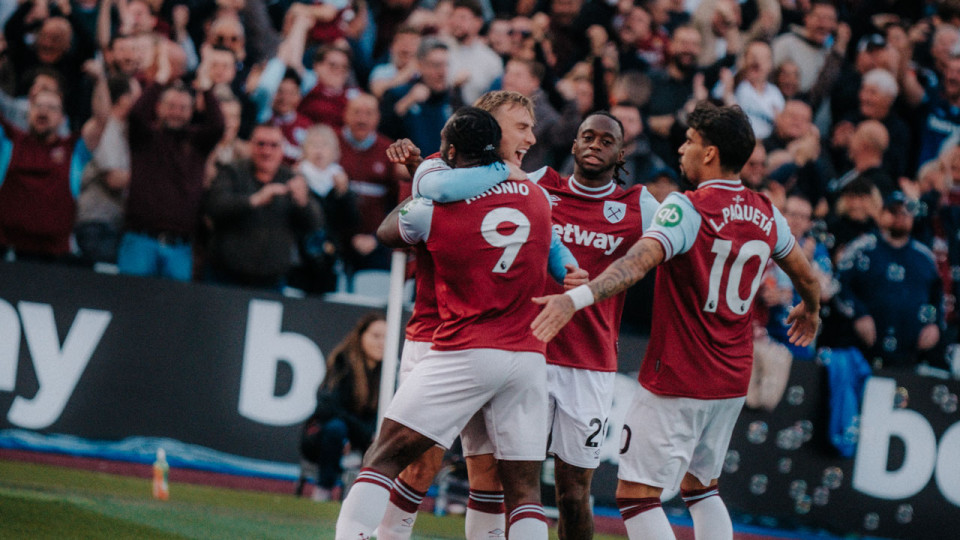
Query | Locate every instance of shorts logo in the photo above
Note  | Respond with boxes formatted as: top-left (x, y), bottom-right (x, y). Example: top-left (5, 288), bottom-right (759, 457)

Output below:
top-left (604, 201), bottom-right (626, 223)
top-left (654, 204), bottom-right (683, 227)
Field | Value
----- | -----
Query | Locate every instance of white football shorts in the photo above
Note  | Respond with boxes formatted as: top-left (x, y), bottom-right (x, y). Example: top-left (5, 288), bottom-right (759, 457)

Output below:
top-left (398, 339), bottom-right (431, 385)
top-left (617, 385), bottom-right (745, 491)
top-left (399, 339), bottom-right (505, 456)
top-left (547, 364), bottom-right (616, 469)
top-left (385, 348), bottom-right (548, 461)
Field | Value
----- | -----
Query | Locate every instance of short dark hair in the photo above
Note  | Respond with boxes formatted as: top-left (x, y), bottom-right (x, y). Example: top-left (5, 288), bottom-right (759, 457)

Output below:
top-left (686, 101), bottom-right (756, 174)
top-left (442, 106), bottom-right (502, 166)
top-left (453, 0), bottom-right (484, 18)
top-left (312, 44), bottom-right (352, 67)
top-left (282, 67), bottom-right (302, 87)
top-left (416, 36), bottom-right (448, 60)
top-left (583, 110), bottom-right (625, 139)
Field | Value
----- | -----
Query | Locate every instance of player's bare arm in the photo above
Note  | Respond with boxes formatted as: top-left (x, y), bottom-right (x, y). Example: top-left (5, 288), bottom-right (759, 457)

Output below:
top-left (531, 238), bottom-right (664, 342)
top-left (377, 196), bottom-right (414, 248)
top-left (776, 244), bottom-right (822, 347)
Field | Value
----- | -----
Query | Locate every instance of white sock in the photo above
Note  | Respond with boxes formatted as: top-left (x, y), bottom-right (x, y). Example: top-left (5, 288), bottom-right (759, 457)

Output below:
top-left (507, 504), bottom-right (548, 539)
top-left (378, 477), bottom-right (426, 540)
top-left (618, 497), bottom-right (675, 540)
top-left (335, 468), bottom-right (393, 540)
top-left (465, 490), bottom-right (506, 539)
top-left (683, 486), bottom-right (732, 540)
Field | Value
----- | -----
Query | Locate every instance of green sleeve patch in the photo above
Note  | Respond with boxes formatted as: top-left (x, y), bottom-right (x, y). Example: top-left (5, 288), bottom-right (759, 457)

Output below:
top-left (654, 204), bottom-right (683, 227)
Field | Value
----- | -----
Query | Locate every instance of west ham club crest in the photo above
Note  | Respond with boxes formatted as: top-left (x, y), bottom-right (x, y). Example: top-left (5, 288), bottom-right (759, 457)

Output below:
top-left (604, 200), bottom-right (626, 224)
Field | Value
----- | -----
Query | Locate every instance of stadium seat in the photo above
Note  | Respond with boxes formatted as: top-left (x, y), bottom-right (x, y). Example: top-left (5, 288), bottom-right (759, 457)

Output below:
top-left (350, 269), bottom-right (392, 297)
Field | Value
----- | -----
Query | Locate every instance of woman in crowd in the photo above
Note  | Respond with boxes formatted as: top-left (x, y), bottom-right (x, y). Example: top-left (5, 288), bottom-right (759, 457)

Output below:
top-left (298, 312), bottom-right (385, 500)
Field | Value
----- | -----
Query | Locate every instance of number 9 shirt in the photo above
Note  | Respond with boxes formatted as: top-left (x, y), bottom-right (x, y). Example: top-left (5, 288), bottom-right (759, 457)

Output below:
top-left (397, 178), bottom-right (553, 354)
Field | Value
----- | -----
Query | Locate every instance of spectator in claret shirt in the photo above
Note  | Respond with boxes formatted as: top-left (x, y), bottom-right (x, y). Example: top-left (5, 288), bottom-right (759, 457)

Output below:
top-left (119, 70), bottom-right (224, 281)
top-left (338, 93), bottom-right (404, 276)
top-left (0, 90), bottom-right (101, 261)
top-left (298, 44), bottom-right (360, 129)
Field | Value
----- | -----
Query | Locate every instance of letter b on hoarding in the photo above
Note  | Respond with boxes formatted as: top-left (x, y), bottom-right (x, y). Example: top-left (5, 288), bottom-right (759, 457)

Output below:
top-left (853, 377), bottom-right (960, 506)
top-left (238, 300), bottom-right (323, 425)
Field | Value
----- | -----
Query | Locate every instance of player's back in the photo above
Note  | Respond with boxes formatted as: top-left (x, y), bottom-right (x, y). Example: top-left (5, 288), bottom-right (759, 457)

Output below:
top-left (428, 179), bottom-right (552, 353)
top-left (642, 180), bottom-right (794, 398)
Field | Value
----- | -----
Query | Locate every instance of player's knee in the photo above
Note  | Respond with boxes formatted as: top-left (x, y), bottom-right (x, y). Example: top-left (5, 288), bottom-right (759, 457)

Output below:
top-left (557, 479), bottom-right (591, 507)
top-left (680, 473), bottom-right (717, 492)
top-left (400, 450), bottom-right (444, 489)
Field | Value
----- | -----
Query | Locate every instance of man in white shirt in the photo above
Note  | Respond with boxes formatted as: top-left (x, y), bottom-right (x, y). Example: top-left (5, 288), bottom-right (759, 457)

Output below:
top-left (447, 0), bottom-right (504, 104)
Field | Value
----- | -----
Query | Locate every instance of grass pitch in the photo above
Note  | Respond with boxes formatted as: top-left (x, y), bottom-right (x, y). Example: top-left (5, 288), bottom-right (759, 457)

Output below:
top-left (0, 460), bottom-right (627, 539)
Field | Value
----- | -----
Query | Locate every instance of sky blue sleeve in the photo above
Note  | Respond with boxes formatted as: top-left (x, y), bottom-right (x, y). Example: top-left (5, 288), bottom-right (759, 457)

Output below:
top-left (642, 192), bottom-right (700, 261)
top-left (0, 124), bottom-right (11, 189)
top-left (251, 58), bottom-right (287, 123)
top-left (70, 139), bottom-right (93, 198)
top-left (771, 205), bottom-right (797, 259)
top-left (413, 161), bottom-right (509, 202)
top-left (548, 229), bottom-right (576, 282)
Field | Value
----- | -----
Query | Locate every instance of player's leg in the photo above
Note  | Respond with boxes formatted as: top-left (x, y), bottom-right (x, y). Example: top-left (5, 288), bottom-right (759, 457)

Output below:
top-left (379, 340), bottom-right (445, 540)
top-left (554, 459), bottom-right (595, 540)
top-left (616, 385), bottom-right (708, 540)
top-left (483, 350), bottom-right (550, 539)
top-left (547, 366), bottom-right (616, 540)
top-left (339, 348), bottom-right (497, 540)
top-left (464, 453), bottom-right (506, 539)
top-left (680, 475), bottom-right (731, 540)
top-left (461, 409), bottom-right (506, 539)
top-left (495, 459), bottom-right (547, 538)
top-left (615, 480), bottom-right (675, 539)
top-left (335, 419), bottom-right (437, 540)
top-left (378, 446), bottom-right (445, 540)
top-left (682, 396), bottom-right (745, 540)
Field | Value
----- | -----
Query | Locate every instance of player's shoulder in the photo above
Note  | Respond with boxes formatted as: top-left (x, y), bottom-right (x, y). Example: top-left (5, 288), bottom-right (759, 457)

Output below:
top-left (527, 166), bottom-right (563, 187)
top-left (413, 156), bottom-right (449, 176)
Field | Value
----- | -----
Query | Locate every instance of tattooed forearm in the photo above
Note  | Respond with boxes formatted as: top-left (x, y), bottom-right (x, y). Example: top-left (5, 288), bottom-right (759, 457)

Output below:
top-left (588, 238), bottom-right (664, 302)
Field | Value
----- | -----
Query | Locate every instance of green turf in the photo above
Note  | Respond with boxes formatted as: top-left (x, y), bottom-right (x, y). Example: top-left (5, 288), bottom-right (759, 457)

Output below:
top-left (0, 460), bottom-right (626, 539)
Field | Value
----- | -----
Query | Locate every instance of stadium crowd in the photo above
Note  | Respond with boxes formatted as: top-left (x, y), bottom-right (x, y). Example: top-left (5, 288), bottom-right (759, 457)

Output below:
top-left (1, 0), bottom-right (959, 376)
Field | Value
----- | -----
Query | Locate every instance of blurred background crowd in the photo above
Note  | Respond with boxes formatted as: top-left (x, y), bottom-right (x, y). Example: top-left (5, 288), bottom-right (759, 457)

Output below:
top-left (2, 0), bottom-right (960, 375)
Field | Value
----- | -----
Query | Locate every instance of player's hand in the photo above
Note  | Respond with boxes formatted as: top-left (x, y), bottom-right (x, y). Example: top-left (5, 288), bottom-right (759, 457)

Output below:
top-left (386, 138), bottom-right (422, 165)
top-left (785, 301), bottom-right (820, 348)
top-left (562, 265), bottom-right (589, 290)
top-left (505, 161), bottom-right (527, 181)
top-left (531, 293), bottom-right (576, 342)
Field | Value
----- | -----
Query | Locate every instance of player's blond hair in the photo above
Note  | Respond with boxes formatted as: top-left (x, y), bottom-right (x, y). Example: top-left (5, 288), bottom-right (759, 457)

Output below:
top-left (473, 90), bottom-right (535, 125)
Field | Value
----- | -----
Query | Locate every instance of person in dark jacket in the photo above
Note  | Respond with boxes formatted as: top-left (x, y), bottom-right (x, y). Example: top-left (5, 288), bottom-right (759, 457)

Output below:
top-left (204, 123), bottom-right (320, 289)
top-left (298, 312), bottom-right (386, 500)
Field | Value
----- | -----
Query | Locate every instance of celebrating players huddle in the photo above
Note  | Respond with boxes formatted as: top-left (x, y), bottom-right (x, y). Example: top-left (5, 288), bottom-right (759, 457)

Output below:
top-left (334, 95), bottom-right (821, 540)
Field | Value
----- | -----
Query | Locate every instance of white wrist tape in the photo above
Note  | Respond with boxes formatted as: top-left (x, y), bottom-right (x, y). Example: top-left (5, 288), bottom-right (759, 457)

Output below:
top-left (565, 284), bottom-right (595, 311)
